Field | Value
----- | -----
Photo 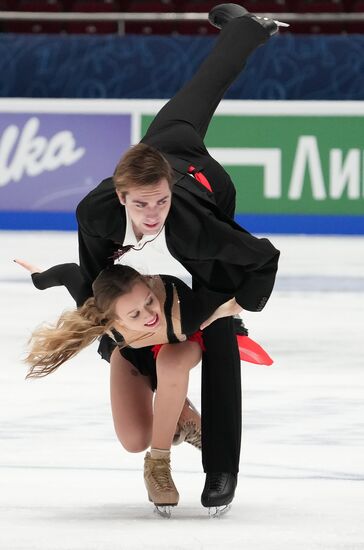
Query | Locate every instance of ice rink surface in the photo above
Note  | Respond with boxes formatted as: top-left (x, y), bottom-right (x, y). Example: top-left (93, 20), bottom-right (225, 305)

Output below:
top-left (1, 231), bottom-right (363, 550)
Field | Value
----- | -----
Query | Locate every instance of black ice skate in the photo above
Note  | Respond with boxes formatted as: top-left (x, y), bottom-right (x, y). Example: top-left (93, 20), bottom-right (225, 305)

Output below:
top-left (201, 472), bottom-right (237, 518)
top-left (208, 3), bottom-right (289, 35)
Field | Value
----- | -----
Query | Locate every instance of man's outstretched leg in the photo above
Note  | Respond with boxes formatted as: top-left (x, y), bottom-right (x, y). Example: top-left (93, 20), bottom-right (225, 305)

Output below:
top-left (143, 5), bottom-right (274, 146)
top-left (143, 5), bottom-right (277, 219)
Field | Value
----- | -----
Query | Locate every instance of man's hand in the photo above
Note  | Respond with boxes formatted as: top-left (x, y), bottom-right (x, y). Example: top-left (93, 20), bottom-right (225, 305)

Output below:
top-left (200, 298), bottom-right (243, 330)
top-left (14, 259), bottom-right (42, 274)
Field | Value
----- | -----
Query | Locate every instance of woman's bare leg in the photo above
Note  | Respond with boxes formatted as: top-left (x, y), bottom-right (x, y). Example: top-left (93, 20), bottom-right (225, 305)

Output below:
top-left (151, 341), bottom-right (201, 451)
top-left (110, 347), bottom-right (154, 453)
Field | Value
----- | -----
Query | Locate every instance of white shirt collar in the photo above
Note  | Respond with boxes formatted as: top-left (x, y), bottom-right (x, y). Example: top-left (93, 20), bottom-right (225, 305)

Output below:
top-left (123, 208), bottom-right (161, 248)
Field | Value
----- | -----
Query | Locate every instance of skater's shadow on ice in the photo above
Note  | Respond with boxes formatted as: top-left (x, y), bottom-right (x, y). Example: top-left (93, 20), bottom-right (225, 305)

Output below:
top-left (48, 504), bottom-right (236, 522)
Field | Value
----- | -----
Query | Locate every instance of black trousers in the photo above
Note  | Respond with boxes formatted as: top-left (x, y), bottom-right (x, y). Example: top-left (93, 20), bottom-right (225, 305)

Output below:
top-left (142, 17), bottom-right (269, 473)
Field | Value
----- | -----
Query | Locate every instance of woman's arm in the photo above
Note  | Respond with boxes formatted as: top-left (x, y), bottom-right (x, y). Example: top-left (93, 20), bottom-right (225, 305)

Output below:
top-left (200, 298), bottom-right (242, 330)
top-left (165, 275), bottom-right (240, 334)
top-left (14, 258), bottom-right (41, 274)
top-left (14, 260), bottom-right (90, 307)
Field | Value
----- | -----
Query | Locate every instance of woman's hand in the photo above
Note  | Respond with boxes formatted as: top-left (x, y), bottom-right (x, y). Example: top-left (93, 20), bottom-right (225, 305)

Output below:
top-left (14, 259), bottom-right (42, 274)
top-left (200, 298), bottom-right (243, 330)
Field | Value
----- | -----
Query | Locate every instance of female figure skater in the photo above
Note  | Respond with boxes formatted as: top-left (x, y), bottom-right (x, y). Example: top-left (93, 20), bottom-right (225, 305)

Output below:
top-left (16, 259), bottom-right (243, 516)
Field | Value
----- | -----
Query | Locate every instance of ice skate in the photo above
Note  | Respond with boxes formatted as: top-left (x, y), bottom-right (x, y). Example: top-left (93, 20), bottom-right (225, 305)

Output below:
top-left (173, 398), bottom-right (201, 451)
top-left (201, 472), bottom-right (237, 518)
top-left (144, 452), bottom-right (179, 518)
top-left (208, 3), bottom-right (289, 36)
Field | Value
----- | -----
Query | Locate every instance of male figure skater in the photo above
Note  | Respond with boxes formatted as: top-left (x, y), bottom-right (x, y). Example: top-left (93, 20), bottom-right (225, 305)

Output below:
top-left (76, 4), bottom-right (282, 512)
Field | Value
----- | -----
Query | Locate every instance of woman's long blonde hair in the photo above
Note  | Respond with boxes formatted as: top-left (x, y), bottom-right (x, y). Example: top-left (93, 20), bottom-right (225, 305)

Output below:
top-left (25, 265), bottom-right (145, 379)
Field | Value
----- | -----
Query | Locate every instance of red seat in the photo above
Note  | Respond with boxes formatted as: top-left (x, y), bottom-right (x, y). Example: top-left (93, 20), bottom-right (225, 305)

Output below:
top-left (345, 21), bottom-right (364, 31)
top-left (295, 0), bottom-right (344, 12)
top-left (124, 21), bottom-right (177, 34)
top-left (345, 22), bottom-right (364, 32)
top-left (243, 0), bottom-right (291, 13)
top-left (338, 0), bottom-right (364, 34)
top-left (351, 0), bottom-right (364, 9)
top-left (292, 0), bottom-right (346, 33)
top-left (290, 21), bottom-right (346, 33)
top-left (6, 0), bottom-right (64, 33)
top-left (341, 0), bottom-right (353, 9)
top-left (66, 0), bottom-right (121, 34)
top-left (0, 0), bottom-right (16, 8)
top-left (127, 0), bottom-right (176, 11)
top-left (15, 0), bottom-right (63, 6)
top-left (69, 1), bottom-right (122, 13)
top-left (0, 0), bottom-right (15, 31)
top-left (173, 1), bottom-right (216, 33)
top-left (176, 21), bottom-right (218, 34)
top-left (125, 1), bottom-right (177, 34)
top-left (61, 0), bottom-right (73, 9)
top-left (338, 0), bottom-right (364, 31)
top-left (181, 1), bottom-right (217, 12)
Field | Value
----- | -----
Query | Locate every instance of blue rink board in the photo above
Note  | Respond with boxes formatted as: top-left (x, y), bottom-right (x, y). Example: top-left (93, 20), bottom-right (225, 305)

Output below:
top-left (0, 211), bottom-right (363, 235)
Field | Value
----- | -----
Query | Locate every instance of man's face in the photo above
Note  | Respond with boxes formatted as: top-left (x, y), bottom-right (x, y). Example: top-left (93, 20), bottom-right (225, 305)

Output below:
top-left (118, 178), bottom-right (172, 239)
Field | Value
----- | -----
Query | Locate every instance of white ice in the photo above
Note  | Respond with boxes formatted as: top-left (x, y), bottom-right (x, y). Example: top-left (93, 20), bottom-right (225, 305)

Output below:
top-left (1, 231), bottom-right (363, 550)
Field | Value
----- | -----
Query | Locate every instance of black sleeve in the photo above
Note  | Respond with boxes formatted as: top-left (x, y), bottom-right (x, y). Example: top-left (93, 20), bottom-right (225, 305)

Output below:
top-left (75, 178), bottom-right (124, 303)
top-left (31, 263), bottom-right (90, 308)
top-left (169, 186), bottom-right (280, 312)
top-left (97, 330), bottom-right (125, 363)
top-left (76, 206), bottom-right (116, 297)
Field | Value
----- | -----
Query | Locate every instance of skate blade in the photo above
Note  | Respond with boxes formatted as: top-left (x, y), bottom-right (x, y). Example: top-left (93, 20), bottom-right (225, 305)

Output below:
top-left (255, 15), bottom-right (290, 28)
top-left (154, 505), bottom-right (174, 518)
top-left (274, 20), bottom-right (290, 28)
top-left (208, 504), bottom-right (232, 518)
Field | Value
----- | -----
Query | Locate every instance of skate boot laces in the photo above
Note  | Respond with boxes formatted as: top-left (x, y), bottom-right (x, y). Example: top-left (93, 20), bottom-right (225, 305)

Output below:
top-left (144, 453), bottom-right (179, 505)
top-left (175, 398), bottom-right (201, 450)
top-left (150, 459), bottom-right (173, 492)
top-left (179, 419), bottom-right (202, 451)
top-left (207, 472), bottom-right (227, 492)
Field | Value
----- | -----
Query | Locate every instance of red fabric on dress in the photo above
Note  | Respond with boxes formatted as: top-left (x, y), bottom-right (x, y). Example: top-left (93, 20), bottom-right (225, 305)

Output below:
top-left (151, 330), bottom-right (205, 359)
top-left (237, 334), bottom-right (273, 366)
top-left (150, 331), bottom-right (273, 365)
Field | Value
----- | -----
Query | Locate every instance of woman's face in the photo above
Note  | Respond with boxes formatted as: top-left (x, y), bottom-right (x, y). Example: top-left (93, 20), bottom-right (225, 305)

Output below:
top-left (114, 281), bottom-right (162, 332)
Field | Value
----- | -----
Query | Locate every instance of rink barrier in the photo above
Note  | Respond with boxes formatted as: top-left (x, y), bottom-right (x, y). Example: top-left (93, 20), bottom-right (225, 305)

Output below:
top-left (1, 212), bottom-right (363, 235)
top-left (1, 99), bottom-right (364, 235)
top-left (0, 211), bottom-right (76, 231)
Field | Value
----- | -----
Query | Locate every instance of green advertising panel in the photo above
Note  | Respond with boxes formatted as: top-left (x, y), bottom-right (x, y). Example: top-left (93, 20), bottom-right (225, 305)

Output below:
top-left (142, 115), bottom-right (364, 216)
